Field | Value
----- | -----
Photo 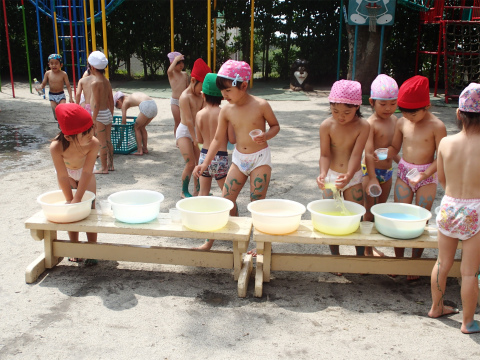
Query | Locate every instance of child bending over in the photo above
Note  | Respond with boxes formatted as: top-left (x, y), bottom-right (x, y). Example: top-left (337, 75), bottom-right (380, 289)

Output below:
top-left (50, 103), bottom-right (99, 265)
top-left (317, 80), bottom-right (370, 260)
top-left (113, 91), bottom-right (158, 156)
top-left (38, 54), bottom-right (73, 120)
top-left (388, 75), bottom-right (447, 280)
top-left (167, 52), bottom-right (189, 136)
top-left (362, 74), bottom-right (400, 257)
top-left (193, 60), bottom-right (280, 251)
top-left (429, 83), bottom-right (480, 334)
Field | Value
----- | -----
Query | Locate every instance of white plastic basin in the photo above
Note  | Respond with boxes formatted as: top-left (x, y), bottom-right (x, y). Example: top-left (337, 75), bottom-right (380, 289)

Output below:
top-left (371, 203), bottom-right (432, 239)
top-left (247, 199), bottom-right (306, 235)
top-left (307, 199), bottom-right (366, 235)
top-left (108, 190), bottom-right (164, 223)
top-left (37, 190), bottom-right (95, 223)
top-left (176, 196), bottom-right (234, 232)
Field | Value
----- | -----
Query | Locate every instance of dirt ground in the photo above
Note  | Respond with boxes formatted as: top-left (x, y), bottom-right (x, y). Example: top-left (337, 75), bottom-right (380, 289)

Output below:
top-left (0, 81), bottom-right (479, 359)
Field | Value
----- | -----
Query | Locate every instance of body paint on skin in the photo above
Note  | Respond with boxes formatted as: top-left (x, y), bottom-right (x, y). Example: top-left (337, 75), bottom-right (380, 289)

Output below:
top-left (395, 183), bottom-right (411, 201)
top-left (418, 195), bottom-right (434, 209)
top-left (251, 174), bottom-right (268, 200)
top-left (224, 178), bottom-right (241, 197)
top-left (182, 175), bottom-right (192, 197)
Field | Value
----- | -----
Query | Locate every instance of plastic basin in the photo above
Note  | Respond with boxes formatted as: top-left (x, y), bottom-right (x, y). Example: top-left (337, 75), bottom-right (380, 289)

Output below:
top-left (37, 190), bottom-right (95, 223)
top-left (307, 199), bottom-right (366, 235)
top-left (176, 196), bottom-right (234, 232)
top-left (247, 199), bottom-right (306, 235)
top-left (371, 203), bottom-right (432, 239)
top-left (108, 190), bottom-right (164, 223)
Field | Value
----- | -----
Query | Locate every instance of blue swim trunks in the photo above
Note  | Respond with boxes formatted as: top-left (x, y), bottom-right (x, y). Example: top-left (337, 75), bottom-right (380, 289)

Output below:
top-left (49, 91), bottom-right (66, 104)
top-left (361, 164), bottom-right (393, 184)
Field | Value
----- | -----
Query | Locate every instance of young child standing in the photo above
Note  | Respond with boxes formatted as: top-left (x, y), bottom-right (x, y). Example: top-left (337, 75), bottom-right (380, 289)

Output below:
top-left (167, 52), bottom-right (189, 136)
top-left (88, 51), bottom-right (114, 174)
top-left (76, 67), bottom-right (93, 112)
top-left (177, 58), bottom-right (211, 198)
top-left (317, 80), bottom-right (370, 259)
top-left (113, 91), bottom-right (158, 156)
top-left (362, 74), bottom-right (400, 257)
top-left (38, 54), bottom-right (74, 120)
top-left (428, 83), bottom-right (480, 334)
top-left (388, 75), bottom-right (447, 280)
top-left (51, 103), bottom-right (99, 264)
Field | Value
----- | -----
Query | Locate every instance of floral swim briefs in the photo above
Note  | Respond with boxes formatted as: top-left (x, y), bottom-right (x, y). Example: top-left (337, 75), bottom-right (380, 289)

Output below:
top-left (198, 148), bottom-right (229, 180)
top-left (397, 158), bottom-right (437, 192)
top-left (437, 195), bottom-right (480, 241)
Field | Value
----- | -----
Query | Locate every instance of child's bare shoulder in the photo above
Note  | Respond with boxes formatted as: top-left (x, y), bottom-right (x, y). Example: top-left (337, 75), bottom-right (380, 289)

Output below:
top-left (320, 116), bottom-right (335, 129)
top-left (427, 112), bottom-right (445, 127)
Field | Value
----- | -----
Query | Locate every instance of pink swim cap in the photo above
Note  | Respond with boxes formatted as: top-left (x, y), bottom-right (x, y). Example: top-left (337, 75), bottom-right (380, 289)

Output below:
top-left (168, 52), bottom-right (182, 63)
top-left (370, 74), bottom-right (399, 100)
top-left (218, 60), bottom-right (251, 86)
top-left (459, 83), bottom-right (480, 113)
top-left (328, 80), bottom-right (362, 106)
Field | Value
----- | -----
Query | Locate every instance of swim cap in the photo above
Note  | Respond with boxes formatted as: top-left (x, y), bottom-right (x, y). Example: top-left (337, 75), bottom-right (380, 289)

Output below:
top-left (88, 51), bottom-right (108, 70)
top-left (113, 91), bottom-right (125, 106)
top-left (168, 51), bottom-right (183, 63)
top-left (459, 83), bottom-right (480, 113)
top-left (328, 80), bottom-right (362, 106)
top-left (190, 58), bottom-right (211, 82)
top-left (217, 60), bottom-right (251, 86)
top-left (370, 74), bottom-right (399, 100)
top-left (56, 103), bottom-right (93, 136)
top-left (397, 75), bottom-right (430, 109)
top-left (202, 73), bottom-right (222, 97)
top-left (48, 54), bottom-right (62, 63)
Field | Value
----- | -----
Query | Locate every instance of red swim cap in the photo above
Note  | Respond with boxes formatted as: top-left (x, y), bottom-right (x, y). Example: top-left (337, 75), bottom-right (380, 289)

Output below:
top-left (397, 75), bottom-right (430, 109)
top-left (55, 103), bottom-right (93, 136)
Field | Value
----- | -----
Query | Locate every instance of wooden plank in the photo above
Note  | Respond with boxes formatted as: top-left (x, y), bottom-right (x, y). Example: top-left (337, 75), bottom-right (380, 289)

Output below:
top-left (255, 255), bottom-right (264, 298)
top-left (238, 254), bottom-right (253, 298)
top-left (253, 222), bottom-right (456, 249)
top-left (25, 254), bottom-right (46, 284)
top-left (25, 211), bottom-right (252, 241)
top-left (263, 242), bottom-right (272, 282)
top-left (30, 229), bottom-right (44, 241)
top-left (52, 240), bottom-right (234, 269)
top-left (270, 253), bottom-right (461, 277)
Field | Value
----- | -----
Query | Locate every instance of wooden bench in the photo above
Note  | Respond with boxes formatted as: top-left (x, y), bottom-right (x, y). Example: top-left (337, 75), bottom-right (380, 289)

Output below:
top-left (253, 221), bottom-right (463, 298)
top-left (25, 210), bottom-right (253, 297)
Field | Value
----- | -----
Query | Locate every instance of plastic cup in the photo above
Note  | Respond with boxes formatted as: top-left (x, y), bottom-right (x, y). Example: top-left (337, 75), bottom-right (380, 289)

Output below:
top-left (324, 174), bottom-right (339, 192)
top-left (249, 129), bottom-right (263, 140)
top-left (359, 221), bottom-right (374, 235)
top-left (169, 208), bottom-right (182, 223)
top-left (406, 168), bottom-right (421, 182)
top-left (368, 184), bottom-right (382, 197)
top-left (375, 148), bottom-right (388, 160)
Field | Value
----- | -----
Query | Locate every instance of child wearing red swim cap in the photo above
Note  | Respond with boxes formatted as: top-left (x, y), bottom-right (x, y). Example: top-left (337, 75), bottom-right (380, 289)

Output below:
top-left (50, 104), bottom-right (100, 262)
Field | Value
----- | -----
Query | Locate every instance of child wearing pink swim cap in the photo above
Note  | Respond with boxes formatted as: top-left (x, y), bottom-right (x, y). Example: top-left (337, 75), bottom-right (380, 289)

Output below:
top-left (317, 79), bottom-right (370, 261)
top-left (429, 83), bottom-right (480, 334)
top-left (361, 74), bottom-right (400, 257)
top-left (193, 60), bottom-right (280, 253)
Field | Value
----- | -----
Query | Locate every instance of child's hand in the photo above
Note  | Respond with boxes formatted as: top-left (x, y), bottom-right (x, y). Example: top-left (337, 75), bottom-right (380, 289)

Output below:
top-left (69, 97), bottom-right (74, 103)
top-left (316, 175), bottom-right (326, 190)
top-left (366, 177), bottom-right (381, 196)
top-left (175, 54), bottom-right (184, 62)
top-left (193, 164), bottom-right (206, 179)
top-left (408, 172), bottom-right (426, 187)
top-left (252, 132), bottom-right (266, 144)
top-left (336, 173), bottom-right (350, 189)
top-left (373, 152), bottom-right (379, 162)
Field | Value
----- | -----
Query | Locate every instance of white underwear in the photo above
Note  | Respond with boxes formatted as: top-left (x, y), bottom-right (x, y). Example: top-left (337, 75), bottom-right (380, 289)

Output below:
top-left (170, 97), bottom-right (180, 107)
top-left (96, 109), bottom-right (113, 125)
top-left (437, 195), bottom-right (480, 241)
top-left (327, 168), bottom-right (363, 191)
top-left (175, 123), bottom-right (193, 141)
top-left (139, 100), bottom-right (158, 119)
top-left (67, 167), bottom-right (84, 182)
top-left (232, 147), bottom-right (272, 176)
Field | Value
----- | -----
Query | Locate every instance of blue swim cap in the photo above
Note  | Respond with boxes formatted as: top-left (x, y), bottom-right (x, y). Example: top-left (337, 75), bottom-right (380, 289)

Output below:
top-left (48, 54), bottom-right (62, 63)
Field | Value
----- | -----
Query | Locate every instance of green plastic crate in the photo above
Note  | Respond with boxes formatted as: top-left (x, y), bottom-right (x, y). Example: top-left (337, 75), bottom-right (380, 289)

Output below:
top-left (111, 116), bottom-right (137, 154)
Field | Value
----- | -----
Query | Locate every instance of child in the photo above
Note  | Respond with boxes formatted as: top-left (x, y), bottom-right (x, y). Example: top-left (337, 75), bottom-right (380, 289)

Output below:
top-left (167, 52), bottom-right (189, 136)
top-left (113, 91), bottom-right (158, 156)
top-left (388, 75), bottom-right (447, 280)
top-left (194, 73), bottom-right (235, 251)
top-left (428, 83), bottom-right (480, 334)
top-left (76, 67), bottom-right (93, 112)
top-left (177, 58), bottom-right (211, 198)
top-left (38, 54), bottom-right (74, 120)
top-left (50, 103), bottom-right (99, 265)
top-left (316, 80), bottom-right (369, 259)
top-left (362, 74), bottom-right (400, 257)
top-left (193, 60), bottom-right (280, 251)
top-left (88, 51), bottom-right (114, 174)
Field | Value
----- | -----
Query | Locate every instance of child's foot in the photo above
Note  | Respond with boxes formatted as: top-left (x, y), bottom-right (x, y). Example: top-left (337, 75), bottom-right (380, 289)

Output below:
top-left (84, 259), bottom-right (98, 266)
top-left (462, 320), bottom-right (480, 334)
top-left (247, 249), bottom-right (257, 257)
top-left (407, 275), bottom-right (420, 281)
top-left (142, 148), bottom-right (149, 154)
top-left (181, 192), bottom-right (193, 199)
top-left (364, 247), bottom-right (385, 257)
top-left (108, 164), bottom-right (115, 171)
top-left (68, 257), bottom-right (83, 263)
top-left (94, 169), bottom-right (108, 174)
top-left (132, 152), bottom-right (144, 156)
top-left (428, 305), bottom-right (459, 318)
top-left (194, 240), bottom-right (214, 251)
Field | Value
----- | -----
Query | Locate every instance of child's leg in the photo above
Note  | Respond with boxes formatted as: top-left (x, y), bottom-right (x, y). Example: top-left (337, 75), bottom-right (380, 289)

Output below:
top-left (192, 145), bottom-right (200, 196)
top-left (177, 138), bottom-right (197, 198)
top-left (94, 122), bottom-right (109, 174)
top-left (171, 104), bottom-right (181, 137)
top-left (50, 101), bottom-right (58, 120)
top-left (105, 124), bottom-right (114, 171)
top-left (249, 165), bottom-right (271, 201)
top-left (198, 176), bottom-right (213, 196)
top-left (132, 113), bottom-right (151, 155)
top-left (459, 232), bottom-right (480, 333)
top-left (343, 184), bottom-right (365, 256)
top-left (393, 177), bottom-right (414, 258)
top-left (429, 231), bottom-right (459, 318)
top-left (413, 183), bottom-right (436, 258)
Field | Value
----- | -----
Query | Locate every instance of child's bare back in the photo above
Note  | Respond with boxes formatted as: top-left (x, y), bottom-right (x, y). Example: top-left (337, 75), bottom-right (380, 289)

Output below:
top-left (122, 92), bottom-right (152, 109)
top-left (196, 105), bottom-right (226, 151)
top-left (91, 76), bottom-right (113, 113)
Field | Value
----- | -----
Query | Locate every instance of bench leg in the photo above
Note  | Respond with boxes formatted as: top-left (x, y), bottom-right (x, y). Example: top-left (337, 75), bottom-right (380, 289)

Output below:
top-left (255, 254), bottom-right (264, 298)
top-left (233, 240), bottom-right (249, 281)
top-left (25, 254), bottom-right (46, 283)
top-left (44, 230), bottom-right (62, 269)
top-left (238, 254), bottom-right (253, 298)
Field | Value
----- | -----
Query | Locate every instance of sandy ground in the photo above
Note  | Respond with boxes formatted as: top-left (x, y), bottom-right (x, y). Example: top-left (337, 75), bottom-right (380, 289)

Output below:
top-left (0, 81), bottom-right (479, 359)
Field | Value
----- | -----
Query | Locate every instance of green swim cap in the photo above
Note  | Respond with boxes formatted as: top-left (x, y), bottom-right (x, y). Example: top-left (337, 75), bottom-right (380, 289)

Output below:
top-left (202, 73), bottom-right (222, 97)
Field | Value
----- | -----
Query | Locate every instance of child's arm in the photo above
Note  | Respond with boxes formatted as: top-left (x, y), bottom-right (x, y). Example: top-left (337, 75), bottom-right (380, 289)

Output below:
top-left (364, 122), bottom-right (381, 194)
top-left (72, 138), bottom-right (99, 203)
top-left (195, 113), bottom-right (204, 145)
top-left (108, 89), bottom-right (114, 116)
top-left (40, 71), bottom-right (49, 89)
top-left (75, 80), bottom-right (83, 104)
top-left (63, 71), bottom-right (74, 103)
top-left (179, 97), bottom-right (198, 147)
top-left (387, 118), bottom-right (403, 159)
top-left (436, 140), bottom-right (446, 190)
top-left (167, 55), bottom-right (184, 76)
top-left (316, 122), bottom-right (331, 190)
top-left (252, 100), bottom-right (280, 144)
top-left (91, 82), bottom-right (101, 125)
top-left (50, 141), bottom-right (74, 202)
top-left (121, 102), bottom-right (128, 124)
